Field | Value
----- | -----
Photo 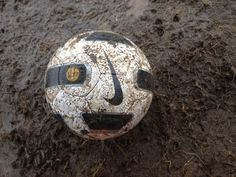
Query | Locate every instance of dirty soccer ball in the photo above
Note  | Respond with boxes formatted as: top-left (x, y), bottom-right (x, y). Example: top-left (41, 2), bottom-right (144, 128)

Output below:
top-left (44, 31), bottom-right (153, 140)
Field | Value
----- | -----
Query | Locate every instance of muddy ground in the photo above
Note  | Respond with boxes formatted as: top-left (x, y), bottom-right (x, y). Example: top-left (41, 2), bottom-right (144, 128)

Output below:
top-left (0, 0), bottom-right (236, 176)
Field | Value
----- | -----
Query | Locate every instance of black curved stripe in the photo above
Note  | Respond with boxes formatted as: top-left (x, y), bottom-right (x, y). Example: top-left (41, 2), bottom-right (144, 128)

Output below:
top-left (82, 113), bottom-right (132, 130)
top-left (85, 31), bottom-right (133, 47)
top-left (137, 70), bottom-right (153, 91)
top-left (103, 52), bottom-right (123, 105)
top-left (45, 64), bottom-right (87, 88)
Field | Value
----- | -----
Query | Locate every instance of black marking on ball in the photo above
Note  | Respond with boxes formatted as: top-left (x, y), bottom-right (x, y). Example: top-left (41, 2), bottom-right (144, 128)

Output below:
top-left (45, 67), bottom-right (60, 88)
top-left (82, 113), bottom-right (133, 130)
top-left (45, 64), bottom-right (87, 88)
top-left (103, 51), bottom-right (123, 106)
top-left (85, 31), bottom-right (133, 46)
top-left (137, 70), bottom-right (153, 91)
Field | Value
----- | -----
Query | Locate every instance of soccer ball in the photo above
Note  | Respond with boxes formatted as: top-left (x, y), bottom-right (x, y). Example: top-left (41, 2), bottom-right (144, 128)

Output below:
top-left (45, 31), bottom-right (153, 140)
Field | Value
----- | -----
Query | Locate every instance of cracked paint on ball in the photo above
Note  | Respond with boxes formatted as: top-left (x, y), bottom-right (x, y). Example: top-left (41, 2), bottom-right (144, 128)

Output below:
top-left (44, 31), bottom-right (153, 140)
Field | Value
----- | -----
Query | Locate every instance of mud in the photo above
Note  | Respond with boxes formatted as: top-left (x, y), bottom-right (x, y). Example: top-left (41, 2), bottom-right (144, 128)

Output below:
top-left (0, 0), bottom-right (235, 177)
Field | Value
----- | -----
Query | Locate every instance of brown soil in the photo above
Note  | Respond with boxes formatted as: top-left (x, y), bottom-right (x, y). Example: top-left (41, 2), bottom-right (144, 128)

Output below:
top-left (0, 0), bottom-right (235, 177)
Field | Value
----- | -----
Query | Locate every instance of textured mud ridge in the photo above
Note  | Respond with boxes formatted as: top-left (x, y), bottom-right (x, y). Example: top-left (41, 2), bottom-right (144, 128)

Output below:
top-left (0, 0), bottom-right (236, 177)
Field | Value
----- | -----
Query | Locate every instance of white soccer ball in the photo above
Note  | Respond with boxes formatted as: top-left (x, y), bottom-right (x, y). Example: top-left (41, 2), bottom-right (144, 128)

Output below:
top-left (45, 31), bottom-right (153, 140)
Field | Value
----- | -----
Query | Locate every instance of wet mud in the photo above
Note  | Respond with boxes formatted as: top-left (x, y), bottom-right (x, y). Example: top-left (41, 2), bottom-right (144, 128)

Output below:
top-left (0, 0), bottom-right (235, 176)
